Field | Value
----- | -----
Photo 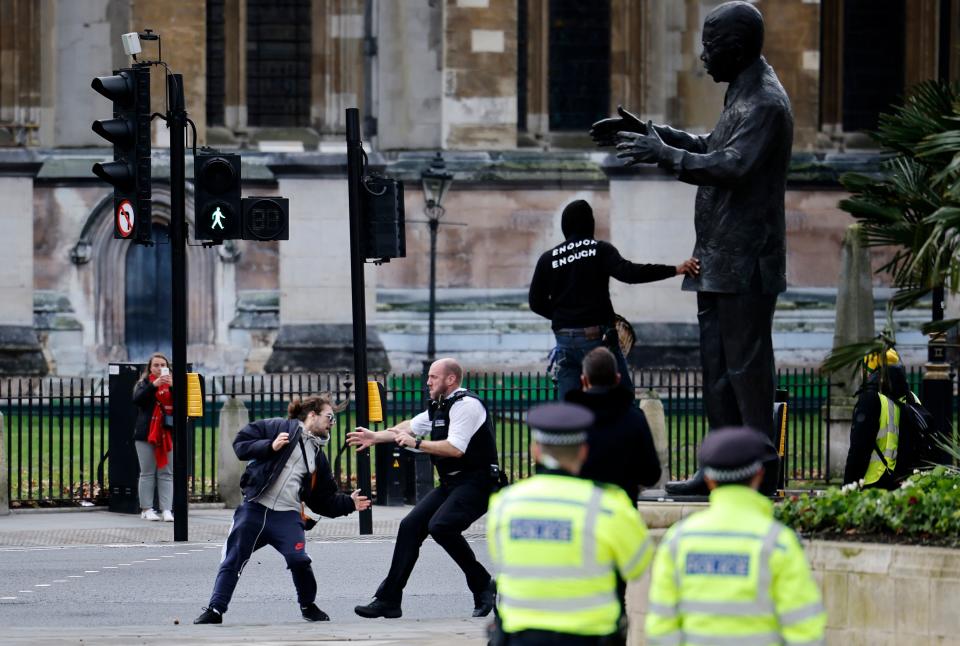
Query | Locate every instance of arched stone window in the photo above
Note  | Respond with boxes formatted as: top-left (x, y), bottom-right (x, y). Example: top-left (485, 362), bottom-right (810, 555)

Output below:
top-left (75, 185), bottom-right (218, 361)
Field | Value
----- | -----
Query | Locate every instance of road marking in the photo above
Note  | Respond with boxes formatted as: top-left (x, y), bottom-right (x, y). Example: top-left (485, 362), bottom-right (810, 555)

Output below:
top-left (145, 558), bottom-right (160, 561)
top-left (175, 552), bottom-right (190, 555)
top-left (17, 591), bottom-right (32, 594)
top-left (160, 555), bottom-right (175, 558)
top-left (0, 596), bottom-right (17, 600)
top-left (68, 575), bottom-right (83, 578)
top-left (118, 563), bottom-right (131, 566)
top-left (53, 580), bottom-right (67, 583)
top-left (188, 549), bottom-right (204, 552)
top-left (34, 584), bottom-right (50, 587)
top-left (103, 566), bottom-right (118, 569)
top-left (132, 560), bottom-right (146, 563)
top-left (84, 570), bottom-right (98, 573)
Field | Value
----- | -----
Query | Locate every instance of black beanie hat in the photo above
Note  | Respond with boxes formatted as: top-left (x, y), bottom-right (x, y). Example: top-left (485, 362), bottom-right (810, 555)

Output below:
top-left (560, 200), bottom-right (595, 240)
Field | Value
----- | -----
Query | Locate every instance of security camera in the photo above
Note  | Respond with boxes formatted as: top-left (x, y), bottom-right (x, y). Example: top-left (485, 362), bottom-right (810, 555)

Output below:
top-left (121, 32), bottom-right (142, 56)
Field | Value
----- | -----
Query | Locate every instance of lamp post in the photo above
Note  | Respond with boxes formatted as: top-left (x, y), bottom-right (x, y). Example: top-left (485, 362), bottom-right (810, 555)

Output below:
top-left (420, 152), bottom-right (454, 367)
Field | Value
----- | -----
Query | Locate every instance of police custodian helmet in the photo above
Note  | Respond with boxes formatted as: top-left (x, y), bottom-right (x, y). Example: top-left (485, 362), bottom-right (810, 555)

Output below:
top-left (526, 402), bottom-right (594, 446)
top-left (699, 427), bottom-right (778, 483)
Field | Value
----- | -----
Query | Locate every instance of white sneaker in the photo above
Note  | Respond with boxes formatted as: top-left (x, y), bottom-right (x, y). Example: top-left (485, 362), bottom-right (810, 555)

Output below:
top-left (141, 509), bottom-right (160, 521)
top-left (162, 510), bottom-right (174, 522)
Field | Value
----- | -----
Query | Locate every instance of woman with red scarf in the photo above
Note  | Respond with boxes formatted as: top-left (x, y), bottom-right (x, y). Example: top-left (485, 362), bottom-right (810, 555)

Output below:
top-left (131, 353), bottom-right (175, 522)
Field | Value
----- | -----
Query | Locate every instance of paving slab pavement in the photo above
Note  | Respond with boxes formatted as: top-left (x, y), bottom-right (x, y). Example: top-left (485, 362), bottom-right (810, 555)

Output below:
top-left (0, 503), bottom-right (486, 547)
top-left (0, 619), bottom-right (488, 645)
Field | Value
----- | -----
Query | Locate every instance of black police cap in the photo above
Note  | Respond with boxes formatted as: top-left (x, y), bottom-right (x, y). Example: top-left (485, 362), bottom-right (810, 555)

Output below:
top-left (526, 402), bottom-right (594, 446)
top-left (699, 427), bottom-right (778, 482)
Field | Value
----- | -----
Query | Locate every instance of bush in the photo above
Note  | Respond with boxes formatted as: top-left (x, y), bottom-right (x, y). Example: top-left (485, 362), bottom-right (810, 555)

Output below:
top-left (775, 466), bottom-right (960, 547)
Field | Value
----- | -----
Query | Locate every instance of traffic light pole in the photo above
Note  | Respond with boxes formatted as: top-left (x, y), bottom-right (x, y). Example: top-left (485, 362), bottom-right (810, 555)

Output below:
top-left (168, 74), bottom-right (189, 542)
top-left (346, 107), bottom-right (373, 535)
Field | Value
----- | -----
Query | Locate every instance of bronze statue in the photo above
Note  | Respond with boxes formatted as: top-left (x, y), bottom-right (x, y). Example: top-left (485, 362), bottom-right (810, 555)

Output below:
top-left (592, 1), bottom-right (793, 495)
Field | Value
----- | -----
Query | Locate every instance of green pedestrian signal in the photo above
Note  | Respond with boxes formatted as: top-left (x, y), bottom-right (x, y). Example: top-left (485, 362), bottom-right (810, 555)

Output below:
top-left (194, 151), bottom-right (241, 241)
top-left (211, 206), bottom-right (226, 230)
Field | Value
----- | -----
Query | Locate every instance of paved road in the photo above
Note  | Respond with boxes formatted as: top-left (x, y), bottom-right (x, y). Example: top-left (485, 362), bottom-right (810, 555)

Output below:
top-left (0, 506), bottom-right (491, 644)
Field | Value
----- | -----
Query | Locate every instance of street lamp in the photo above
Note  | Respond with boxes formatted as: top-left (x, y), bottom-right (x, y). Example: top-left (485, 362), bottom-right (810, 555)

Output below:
top-left (420, 152), bottom-right (454, 364)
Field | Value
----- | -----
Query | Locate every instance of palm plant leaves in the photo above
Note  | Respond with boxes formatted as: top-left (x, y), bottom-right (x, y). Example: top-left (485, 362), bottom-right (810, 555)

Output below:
top-left (826, 81), bottom-right (960, 373)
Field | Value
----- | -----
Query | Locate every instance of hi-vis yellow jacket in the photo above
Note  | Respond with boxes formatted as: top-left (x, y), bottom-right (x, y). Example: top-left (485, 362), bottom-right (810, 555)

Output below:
top-left (645, 485), bottom-right (826, 645)
top-left (487, 472), bottom-right (652, 637)
top-left (864, 393), bottom-right (900, 486)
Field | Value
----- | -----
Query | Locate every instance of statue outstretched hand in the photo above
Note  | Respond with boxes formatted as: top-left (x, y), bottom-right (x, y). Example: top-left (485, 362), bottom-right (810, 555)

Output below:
top-left (590, 105), bottom-right (647, 147)
top-left (615, 121), bottom-right (665, 166)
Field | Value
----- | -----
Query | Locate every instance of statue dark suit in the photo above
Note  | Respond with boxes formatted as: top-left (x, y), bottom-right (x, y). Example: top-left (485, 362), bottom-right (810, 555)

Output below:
top-left (592, 1), bottom-right (792, 495)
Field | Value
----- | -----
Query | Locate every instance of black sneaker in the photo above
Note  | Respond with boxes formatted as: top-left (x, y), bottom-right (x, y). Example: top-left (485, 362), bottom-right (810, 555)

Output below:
top-left (354, 598), bottom-right (402, 619)
top-left (472, 578), bottom-right (496, 617)
top-left (193, 607), bottom-right (223, 624)
top-left (300, 603), bottom-right (330, 622)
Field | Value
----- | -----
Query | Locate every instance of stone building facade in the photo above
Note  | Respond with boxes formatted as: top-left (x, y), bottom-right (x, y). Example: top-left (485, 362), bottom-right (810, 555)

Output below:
top-left (0, 0), bottom-right (957, 375)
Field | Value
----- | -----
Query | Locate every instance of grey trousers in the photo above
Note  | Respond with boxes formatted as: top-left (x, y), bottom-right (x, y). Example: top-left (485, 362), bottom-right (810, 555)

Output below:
top-left (135, 440), bottom-right (173, 511)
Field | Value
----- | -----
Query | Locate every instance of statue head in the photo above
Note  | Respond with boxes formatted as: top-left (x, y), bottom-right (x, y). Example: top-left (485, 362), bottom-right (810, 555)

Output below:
top-left (701, 1), bottom-right (764, 83)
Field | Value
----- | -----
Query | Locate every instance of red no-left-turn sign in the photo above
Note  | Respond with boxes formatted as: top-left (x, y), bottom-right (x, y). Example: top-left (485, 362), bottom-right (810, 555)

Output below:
top-left (116, 200), bottom-right (135, 238)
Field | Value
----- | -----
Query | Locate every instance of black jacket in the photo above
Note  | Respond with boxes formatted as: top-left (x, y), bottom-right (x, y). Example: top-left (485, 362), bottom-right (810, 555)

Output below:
top-left (132, 378), bottom-right (157, 442)
top-left (844, 366), bottom-right (913, 489)
top-left (235, 417), bottom-right (355, 518)
top-left (566, 385), bottom-right (661, 502)
top-left (656, 57), bottom-right (793, 295)
top-left (528, 237), bottom-right (675, 330)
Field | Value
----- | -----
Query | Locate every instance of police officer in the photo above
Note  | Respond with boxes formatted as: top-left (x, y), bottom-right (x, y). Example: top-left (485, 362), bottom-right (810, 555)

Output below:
top-left (349, 357), bottom-right (499, 619)
top-left (488, 402), bottom-right (653, 645)
top-left (844, 349), bottom-right (926, 489)
top-left (528, 199), bottom-right (699, 399)
top-left (645, 427), bottom-right (826, 645)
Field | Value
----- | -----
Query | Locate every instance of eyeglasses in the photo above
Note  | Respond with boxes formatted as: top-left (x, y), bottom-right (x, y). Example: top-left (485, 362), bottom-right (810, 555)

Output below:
top-left (324, 412), bottom-right (336, 424)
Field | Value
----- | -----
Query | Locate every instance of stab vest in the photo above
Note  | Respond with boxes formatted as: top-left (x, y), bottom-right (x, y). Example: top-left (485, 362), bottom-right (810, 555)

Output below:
top-left (427, 389), bottom-right (498, 478)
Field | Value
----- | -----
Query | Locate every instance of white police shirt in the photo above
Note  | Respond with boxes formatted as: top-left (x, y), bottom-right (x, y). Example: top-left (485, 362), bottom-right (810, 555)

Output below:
top-left (408, 388), bottom-right (486, 454)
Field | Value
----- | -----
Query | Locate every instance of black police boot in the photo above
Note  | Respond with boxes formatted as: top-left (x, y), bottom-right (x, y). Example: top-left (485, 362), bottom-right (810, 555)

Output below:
top-left (354, 598), bottom-right (402, 619)
top-left (472, 578), bottom-right (496, 617)
top-left (664, 470), bottom-right (709, 496)
top-left (193, 607), bottom-right (223, 624)
top-left (300, 603), bottom-right (330, 622)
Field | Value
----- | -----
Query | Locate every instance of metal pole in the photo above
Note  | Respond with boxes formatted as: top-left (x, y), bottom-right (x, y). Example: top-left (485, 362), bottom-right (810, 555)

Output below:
top-left (427, 218), bottom-right (438, 361)
top-left (346, 107), bottom-right (372, 535)
top-left (168, 74), bottom-right (189, 542)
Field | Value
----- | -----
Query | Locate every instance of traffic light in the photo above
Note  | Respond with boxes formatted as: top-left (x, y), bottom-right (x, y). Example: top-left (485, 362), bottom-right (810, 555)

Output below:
top-left (91, 65), bottom-right (151, 243)
top-left (194, 151), bottom-right (242, 241)
top-left (241, 197), bottom-right (289, 241)
top-left (361, 175), bottom-right (405, 262)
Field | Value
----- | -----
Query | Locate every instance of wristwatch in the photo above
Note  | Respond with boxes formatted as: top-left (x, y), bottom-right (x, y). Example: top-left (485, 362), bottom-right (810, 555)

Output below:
top-left (414, 437), bottom-right (422, 450)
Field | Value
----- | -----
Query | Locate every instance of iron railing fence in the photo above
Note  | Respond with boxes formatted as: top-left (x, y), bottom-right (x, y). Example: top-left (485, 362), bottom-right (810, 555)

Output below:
top-left (2, 368), bottom-right (955, 505)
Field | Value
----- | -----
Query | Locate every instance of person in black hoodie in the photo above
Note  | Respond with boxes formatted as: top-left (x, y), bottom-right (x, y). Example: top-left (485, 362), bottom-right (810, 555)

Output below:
top-left (565, 347), bottom-right (661, 502)
top-left (529, 199), bottom-right (698, 399)
top-left (193, 394), bottom-right (370, 625)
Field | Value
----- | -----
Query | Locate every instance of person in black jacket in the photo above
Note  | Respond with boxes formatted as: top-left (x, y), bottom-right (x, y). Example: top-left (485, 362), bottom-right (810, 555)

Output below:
top-left (193, 394), bottom-right (371, 625)
top-left (348, 358), bottom-right (498, 620)
top-left (566, 347), bottom-right (661, 502)
top-left (529, 199), bottom-right (698, 399)
top-left (844, 350), bottom-right (920, 489)
top-left (131, 352), bottom-right (174, 522)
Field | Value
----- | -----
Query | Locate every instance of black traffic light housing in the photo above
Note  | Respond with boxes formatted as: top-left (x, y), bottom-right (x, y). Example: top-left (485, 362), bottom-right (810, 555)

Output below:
top-left (194, 151), bottom-right (241, 241)
top-left (361, 175), bottom-right (405, 262)
top-left (242, 197), bottom-right (289, 241)
top-left (91, 65), bottom-right (151, 244)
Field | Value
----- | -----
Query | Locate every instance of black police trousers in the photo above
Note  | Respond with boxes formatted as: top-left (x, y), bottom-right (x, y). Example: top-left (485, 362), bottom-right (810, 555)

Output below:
top-left (375, 469), bottom-right (492, 605)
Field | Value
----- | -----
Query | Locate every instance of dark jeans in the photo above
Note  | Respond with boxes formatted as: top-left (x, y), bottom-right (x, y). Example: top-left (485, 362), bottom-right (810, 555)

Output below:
top-left (553, 332), bottom-right (633, 401)
top-left (208, 502), bottom-right (315, 613)
top-left (375, 471), bottom-right (492, 606)
top-left (698, 290), bottom-right (780, 491)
